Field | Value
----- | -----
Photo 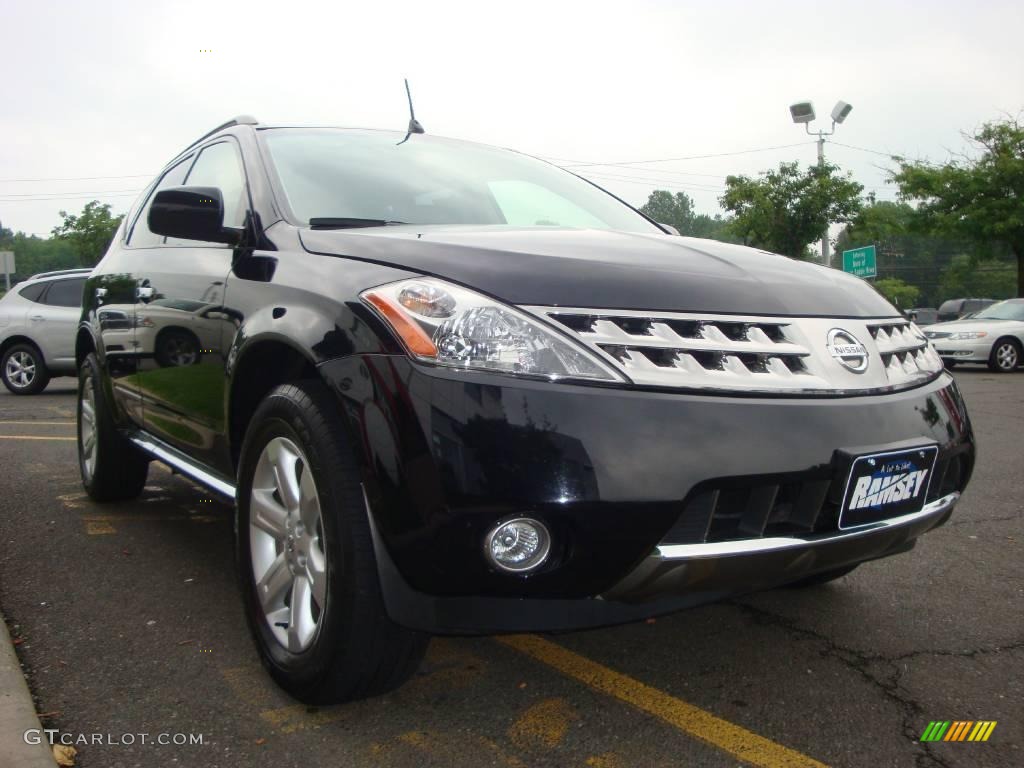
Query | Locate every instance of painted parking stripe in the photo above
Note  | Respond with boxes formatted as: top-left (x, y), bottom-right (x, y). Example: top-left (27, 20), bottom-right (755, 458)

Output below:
top-left (0, 420), bottom-right (75, 425)
top-left (498, 634), bottom-right (828, 768)
top-left (0, 435), bottom-right (76, 441)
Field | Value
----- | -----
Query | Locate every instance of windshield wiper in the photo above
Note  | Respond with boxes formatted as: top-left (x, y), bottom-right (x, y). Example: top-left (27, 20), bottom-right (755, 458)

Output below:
top-left (309, 217), bottom-right (409, 230)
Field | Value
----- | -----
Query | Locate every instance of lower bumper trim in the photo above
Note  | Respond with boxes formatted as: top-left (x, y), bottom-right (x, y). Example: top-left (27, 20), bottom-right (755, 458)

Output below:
top-left (603, 493), bottom-right (959, 603)
top-left (656, 493), bottom-right (959, 560)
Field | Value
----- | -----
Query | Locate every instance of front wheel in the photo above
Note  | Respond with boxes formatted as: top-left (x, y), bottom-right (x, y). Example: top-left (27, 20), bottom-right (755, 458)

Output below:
top-left (988, 338), bottom-right (1021, 373)
top-left (236, 381), bottom-right (428, 704)
top-left (1, 343), bottom-right (50, 395)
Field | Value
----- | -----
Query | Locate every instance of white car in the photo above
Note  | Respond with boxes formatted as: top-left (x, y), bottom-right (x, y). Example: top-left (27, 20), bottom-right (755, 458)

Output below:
top-left (0, 268), bottom-right (92, 394)
top-left (924, 298), bottom-right (1024, 372)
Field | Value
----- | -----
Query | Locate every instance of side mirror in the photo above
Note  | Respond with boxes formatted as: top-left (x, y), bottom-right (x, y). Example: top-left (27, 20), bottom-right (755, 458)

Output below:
top-left (148, 187), bottom-right (240, 245)
top-left (658, 223), bottom-right (681, 236)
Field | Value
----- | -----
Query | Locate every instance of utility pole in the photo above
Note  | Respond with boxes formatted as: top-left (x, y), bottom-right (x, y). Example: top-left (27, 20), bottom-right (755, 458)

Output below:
top-left (816, 134), bottom-right (829, 268)
top-left (788, 100), bottom-right (853, 267)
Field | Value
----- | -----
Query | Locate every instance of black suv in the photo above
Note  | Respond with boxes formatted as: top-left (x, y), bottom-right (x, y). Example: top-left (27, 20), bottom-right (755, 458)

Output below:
top-left (78, 117), bottom-right (975, 703)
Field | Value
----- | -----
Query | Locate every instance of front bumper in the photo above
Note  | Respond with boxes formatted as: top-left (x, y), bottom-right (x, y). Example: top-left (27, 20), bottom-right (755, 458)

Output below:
top-left (932, 336), bottom-right (992, 362)
top-left (321, 356), bottom-right (974, 634)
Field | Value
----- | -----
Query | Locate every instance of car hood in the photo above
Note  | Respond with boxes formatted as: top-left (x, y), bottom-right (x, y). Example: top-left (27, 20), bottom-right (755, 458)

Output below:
top-left (926, 318), bottom-right (1019, 333)
top-left (300, 225), bottom-right (898, 317)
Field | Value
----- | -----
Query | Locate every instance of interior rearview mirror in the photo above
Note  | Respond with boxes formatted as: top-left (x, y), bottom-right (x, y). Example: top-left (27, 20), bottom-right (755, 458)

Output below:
top-left (148, 186), bottom-right (241, 245)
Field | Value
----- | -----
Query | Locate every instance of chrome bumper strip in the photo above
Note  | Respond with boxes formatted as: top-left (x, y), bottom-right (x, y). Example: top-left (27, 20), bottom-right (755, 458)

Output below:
top-left (656, 492), bottom-right (960, 561)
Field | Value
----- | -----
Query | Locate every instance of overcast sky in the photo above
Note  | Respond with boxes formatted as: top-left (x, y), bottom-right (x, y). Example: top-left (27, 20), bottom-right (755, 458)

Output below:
top-left (2, 0), bottom-right (1021, 237)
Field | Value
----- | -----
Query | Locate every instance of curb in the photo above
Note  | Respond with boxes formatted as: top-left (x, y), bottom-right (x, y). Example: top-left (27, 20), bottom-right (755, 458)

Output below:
top-left (0, 610), bottom-right (57, 767)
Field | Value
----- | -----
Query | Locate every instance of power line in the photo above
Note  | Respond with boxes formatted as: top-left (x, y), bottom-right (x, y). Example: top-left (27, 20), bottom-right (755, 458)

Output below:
top-left (0, 188), bottom-right (142, 198)
top-left (0, 174), bottom-right (153, 183)
top-left (828, 141), bottom-right (901, 159)
top-left (557, 142), bottom-right (816, 168)
top-left (579, 171), bottom-right (724, 192)
top-left (0, 192), bottom-right (139, 202)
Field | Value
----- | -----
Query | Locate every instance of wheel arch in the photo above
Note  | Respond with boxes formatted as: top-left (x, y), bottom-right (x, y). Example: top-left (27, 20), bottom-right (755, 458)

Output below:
top-left (991, 334), bottom-right (1023, 364)
top-left (1, 334), bottom-right (43, 359)
top-left (227, 335), bottom-right (328, 471)
top-left (76, 325), bottom-right (97, 367)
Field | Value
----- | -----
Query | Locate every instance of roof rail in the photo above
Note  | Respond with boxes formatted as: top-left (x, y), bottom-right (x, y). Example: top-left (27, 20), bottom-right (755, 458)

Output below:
top-left (178, 115), bottom-right (259, 157)
top-left (28, 268), bottom-right (93, 281)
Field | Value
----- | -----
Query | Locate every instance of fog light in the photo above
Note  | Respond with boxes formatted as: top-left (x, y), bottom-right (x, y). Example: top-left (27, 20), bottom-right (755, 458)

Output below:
top-left (485, 518), bottom-right (551, 573)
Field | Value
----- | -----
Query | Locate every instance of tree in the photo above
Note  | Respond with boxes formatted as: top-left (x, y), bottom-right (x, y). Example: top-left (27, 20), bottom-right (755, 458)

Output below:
top-left (873, 277), bottom-right (920, 309)
top-left (719, 161), bottom-right (863, 259)
top-left (834, 200), bottom-right (997, 307)
top-left (638, 190), bottom-right (737, 241)
top-left (937, 254), bottom-right (1018, 302)
top-left (892, 116), bottom-right (1024, 296)
top-left (51, 201), bottom-right (123, 267)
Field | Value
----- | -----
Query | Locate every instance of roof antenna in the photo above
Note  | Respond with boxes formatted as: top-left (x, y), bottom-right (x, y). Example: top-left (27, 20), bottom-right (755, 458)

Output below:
top-left (397, 78), bottom-right (425, 145)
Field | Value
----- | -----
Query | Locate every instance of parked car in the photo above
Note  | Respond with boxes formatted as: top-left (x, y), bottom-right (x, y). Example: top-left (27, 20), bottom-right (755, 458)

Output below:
top-left (77, 117), bottom-right (975, 704)
top-left (905, 307), bottom-right (939, 326)
top-left (924, 298), bottom-right (1024, 372)
top-left (0, 268), bottom-right (91, 394)
top-left (936, 298), bottom-right (996, 323)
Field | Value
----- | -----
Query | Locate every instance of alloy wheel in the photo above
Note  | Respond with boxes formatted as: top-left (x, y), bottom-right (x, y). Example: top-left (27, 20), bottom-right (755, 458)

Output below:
top-left (79, 373), bottom-right (98, 480)
top-left (165, 336), bottom-right (197, 366)
top-left (5, 351), bottom-right (36, 389)
top-left (995, 342), bottom-right (1019, 371)
top-left (250, 436), bottom-right (328, 653)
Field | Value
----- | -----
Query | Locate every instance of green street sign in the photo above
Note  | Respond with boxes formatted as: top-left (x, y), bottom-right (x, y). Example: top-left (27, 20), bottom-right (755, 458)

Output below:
top-left (842, 245), bottom-right (877, 278)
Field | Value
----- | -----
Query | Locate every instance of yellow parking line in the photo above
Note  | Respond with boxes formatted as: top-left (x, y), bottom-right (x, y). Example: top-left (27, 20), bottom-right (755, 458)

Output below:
top-left (85, 521), bottom-right (116, 535)
top-left (0, 421), bottom-right (75, 425)
top-left (498, 635), bottom-right (828, 768)
top-left (0, 435), bottom-right (76, 441)
top-left (508, 697), bottom-right (576, 749)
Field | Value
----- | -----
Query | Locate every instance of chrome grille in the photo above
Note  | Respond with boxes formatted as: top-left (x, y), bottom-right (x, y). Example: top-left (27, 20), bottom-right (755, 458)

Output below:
top-left (866, 320), bottom-right (942, 386)
top-left (523, 306), bottom-right (944, 394)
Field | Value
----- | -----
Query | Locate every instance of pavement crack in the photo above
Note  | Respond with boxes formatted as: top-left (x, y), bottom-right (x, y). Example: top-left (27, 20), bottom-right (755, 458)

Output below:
top-left (945, 512), bottom-right (1022, 527)
top-left (728, 601), bottom-right (1019, 768)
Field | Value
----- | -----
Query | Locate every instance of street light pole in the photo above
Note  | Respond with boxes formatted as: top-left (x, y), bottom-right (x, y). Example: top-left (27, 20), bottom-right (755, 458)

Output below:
top-left (788, 100), bottom-right (853, 268)
top-left (815, 130), bottom-right (829, 267)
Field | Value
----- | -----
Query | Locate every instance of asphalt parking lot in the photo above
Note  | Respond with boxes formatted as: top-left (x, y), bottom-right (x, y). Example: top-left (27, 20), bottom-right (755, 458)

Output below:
top-left (0, 370), bottom-right (1020, 768)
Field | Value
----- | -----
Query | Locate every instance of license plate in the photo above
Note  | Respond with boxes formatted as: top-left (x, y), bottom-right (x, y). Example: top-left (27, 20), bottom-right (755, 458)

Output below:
top-left (839, 446), bottom-right (939, 529)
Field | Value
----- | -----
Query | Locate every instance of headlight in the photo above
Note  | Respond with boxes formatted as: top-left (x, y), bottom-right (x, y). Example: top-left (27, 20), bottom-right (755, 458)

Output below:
top-left (361, 278), bottom-right (625, 382)
top-left (948, 331), bottom-right (987, 340)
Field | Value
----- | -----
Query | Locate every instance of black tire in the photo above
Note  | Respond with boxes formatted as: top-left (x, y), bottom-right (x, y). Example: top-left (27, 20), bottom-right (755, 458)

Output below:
top-left (1, 343), bottom-right (50, 395)
top-left (236, 380), bottom-right (428, 704)
top-left (155, 329), bottom-right (200, 367)
top-left (987, 337), bottom-right (1021, 373)
top-left (783, 564), bottom-right (859, 589)
top-left (78, 353), bottom-right (149, 501)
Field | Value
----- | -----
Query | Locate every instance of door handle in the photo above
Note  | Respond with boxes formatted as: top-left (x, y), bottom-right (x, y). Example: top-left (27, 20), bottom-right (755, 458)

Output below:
top-left (137, 285), bottom-right (155, 300)
top-left (30, 314), bottom-right (45, 321)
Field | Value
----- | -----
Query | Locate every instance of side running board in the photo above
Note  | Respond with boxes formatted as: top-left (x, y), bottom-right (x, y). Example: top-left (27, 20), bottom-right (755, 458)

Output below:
top-left (129, 433), bottom-right (236, 499)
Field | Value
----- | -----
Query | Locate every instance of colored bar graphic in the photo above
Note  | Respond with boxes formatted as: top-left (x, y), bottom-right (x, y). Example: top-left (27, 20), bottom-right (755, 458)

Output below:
top-left (922, 720), bottom-right (996, 742)
top-left (921, 721), bottom-right (950, 742)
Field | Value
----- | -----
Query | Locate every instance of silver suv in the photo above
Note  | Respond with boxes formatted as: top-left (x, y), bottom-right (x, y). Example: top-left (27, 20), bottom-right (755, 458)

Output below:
top-left (0, 269), bottom-right (91, 394)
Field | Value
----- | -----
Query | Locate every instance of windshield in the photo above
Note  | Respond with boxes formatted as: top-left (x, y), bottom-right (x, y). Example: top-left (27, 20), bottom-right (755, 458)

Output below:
top-left (261, 128), bottom-right (661, 234)
top-left (973, 299), bottom-right (1024, 321)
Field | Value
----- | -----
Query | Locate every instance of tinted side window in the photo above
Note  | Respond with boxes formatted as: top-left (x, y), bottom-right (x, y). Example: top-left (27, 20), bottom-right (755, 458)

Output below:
top-left (185, 141), bottom-right (248, 230)
top-left (128, 157), bottom-right (194, 248)
top-left (43, 278), bottom-right (86, 308)
top-left (18, 282), bottom-right (49, 303)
